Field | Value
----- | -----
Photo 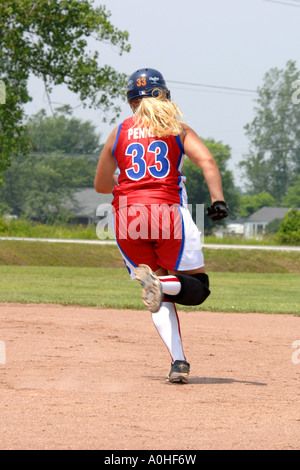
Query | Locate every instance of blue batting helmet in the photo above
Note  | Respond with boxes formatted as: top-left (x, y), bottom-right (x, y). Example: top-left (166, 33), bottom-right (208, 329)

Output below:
top-left (127, 68), bottom-right (171, 103)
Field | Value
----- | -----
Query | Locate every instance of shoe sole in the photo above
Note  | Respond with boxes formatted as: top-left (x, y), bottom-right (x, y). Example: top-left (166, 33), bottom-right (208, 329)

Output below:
top-left (167, 372), bottom-right (189, 384)
top-left (134, 264), bottom-right (163, 313)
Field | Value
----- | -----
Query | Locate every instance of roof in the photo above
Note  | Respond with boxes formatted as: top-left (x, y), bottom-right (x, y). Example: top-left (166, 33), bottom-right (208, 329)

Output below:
top-left (71, 188), bottom-right (113, 218)
top-left (227, 218), bottom-right (248, 225)
top-left (246, 206), bottom-right (298, 223)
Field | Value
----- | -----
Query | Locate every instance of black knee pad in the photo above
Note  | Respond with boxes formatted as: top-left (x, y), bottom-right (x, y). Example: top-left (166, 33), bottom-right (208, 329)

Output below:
top-left (164, 273), bottom-right (210, 306)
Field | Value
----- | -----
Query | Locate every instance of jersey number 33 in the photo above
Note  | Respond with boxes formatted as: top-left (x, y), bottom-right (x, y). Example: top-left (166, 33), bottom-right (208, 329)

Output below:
top-left (125, 141), bottom-right (170, 181)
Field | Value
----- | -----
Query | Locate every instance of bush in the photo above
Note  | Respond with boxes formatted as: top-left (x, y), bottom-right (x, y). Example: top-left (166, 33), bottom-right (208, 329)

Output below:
top-left (0, 217), bottom-right (9, 233)
top-left (0, 216), bottom-right (98, 239)
top-left (276, 209), bottom-right (300, 245)
top-left (265, 218), bottom-right (282, 235)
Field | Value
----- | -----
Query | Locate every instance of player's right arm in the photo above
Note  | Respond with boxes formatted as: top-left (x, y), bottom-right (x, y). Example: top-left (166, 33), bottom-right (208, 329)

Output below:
top-left (94, 127), bottom-right (118, 194)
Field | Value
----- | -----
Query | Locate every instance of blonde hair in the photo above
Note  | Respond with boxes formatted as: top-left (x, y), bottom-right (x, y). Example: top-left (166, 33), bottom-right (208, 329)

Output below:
top-left (133, 89), bottom-right (184, 138)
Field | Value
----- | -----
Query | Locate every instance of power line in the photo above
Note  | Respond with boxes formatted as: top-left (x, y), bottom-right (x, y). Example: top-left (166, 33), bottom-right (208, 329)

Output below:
top-left (262, 0), bottom-right (300, 7)
top-left (167, 79), bottom-right (257, 95)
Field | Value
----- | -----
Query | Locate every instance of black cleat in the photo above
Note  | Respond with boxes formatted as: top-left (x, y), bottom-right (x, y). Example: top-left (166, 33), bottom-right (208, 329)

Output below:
top-left (167, 360), bottom-right (190, 384)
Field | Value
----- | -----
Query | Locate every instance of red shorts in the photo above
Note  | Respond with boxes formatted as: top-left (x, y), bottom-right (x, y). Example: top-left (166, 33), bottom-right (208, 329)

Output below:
top-left (113, 204), bottom-right (204, 278)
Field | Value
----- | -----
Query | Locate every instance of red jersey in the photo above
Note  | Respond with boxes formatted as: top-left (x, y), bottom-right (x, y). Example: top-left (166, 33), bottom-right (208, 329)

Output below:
top-left (112, 116), bottom-right (186, 209)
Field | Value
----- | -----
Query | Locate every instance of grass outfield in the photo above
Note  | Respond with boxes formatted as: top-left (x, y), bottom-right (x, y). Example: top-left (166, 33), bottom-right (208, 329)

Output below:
top-left (0, 240), bottom-right (300, 273)
top-left (0, 266), bottom-right (299, 315)
top-left (0, 240), bottom-right (299, 314)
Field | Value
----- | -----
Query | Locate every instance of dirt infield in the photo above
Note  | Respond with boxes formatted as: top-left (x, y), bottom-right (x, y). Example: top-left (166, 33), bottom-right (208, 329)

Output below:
top-left (0, 303), bottom-right (299, 450)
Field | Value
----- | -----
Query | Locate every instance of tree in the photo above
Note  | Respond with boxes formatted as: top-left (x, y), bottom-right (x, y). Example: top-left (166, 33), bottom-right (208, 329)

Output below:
top-left (26, 106), bottom-right (102, 155)
top-left (0, 108), bottom-right (101, 222)
top-left (276, 209), bottom-right (300, 245)
top-left (183, 138), bottom-right (239, 233)
top-left (0, 153), bottom-right (96, 222)
top-left (281, 175), bottom-right (300, 208)
top-left (0, 0), bottom-right (130, 178)
top-left (239, 61), bottom-right (300, 203)
top-left (237, 192), bottom-right (276, 218)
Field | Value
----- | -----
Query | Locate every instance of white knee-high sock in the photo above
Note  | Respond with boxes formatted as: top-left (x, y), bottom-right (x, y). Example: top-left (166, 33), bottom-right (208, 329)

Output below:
top-left (158, 276), bottom-right (181, 296)
top-left (151, 300), bottom-right (186, 362)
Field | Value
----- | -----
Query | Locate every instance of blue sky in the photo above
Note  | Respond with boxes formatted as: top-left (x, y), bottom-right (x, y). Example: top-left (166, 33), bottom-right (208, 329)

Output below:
top-left (25, 0), bottom-right (300, 188)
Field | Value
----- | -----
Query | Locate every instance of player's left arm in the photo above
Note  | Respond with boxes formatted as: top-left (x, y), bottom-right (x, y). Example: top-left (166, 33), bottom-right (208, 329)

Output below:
top-left (94, 127), bottom-right (118, 194)
top-left (181, 124), bottom-right (224, 202)
top-left (181, 124), bottom-right (229, 220)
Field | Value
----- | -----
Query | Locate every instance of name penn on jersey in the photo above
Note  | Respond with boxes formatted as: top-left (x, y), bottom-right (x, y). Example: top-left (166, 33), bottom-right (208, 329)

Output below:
top-left (128, 127), bottom-right (154, 140)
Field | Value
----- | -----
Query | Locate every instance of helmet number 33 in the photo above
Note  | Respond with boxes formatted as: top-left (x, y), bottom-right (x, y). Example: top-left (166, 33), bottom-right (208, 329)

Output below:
top-left (136, 77), bottom-right (146, 87)
top-left (125, 141), bottom-right (170, 180)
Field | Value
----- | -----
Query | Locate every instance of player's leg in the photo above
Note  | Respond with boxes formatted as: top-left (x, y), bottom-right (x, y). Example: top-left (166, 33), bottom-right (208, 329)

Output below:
top-left (152, 300), bottom-right (190, 384)
top-left (115, 243), bottom-right (189, 382)
top-left (160, 269), bottom-right (210, 306)
top-left (114, 205), bottom-right (192, 383)
top-left (134, 264), bottom-right (189, 382)
top-left (135, 265), bottom-right (210, 310)
top-left (135, 265), bottom-right (206, 383)
top-left (153, 205), bottom-right (211, 307)
top-left (135, 205), bottom-right (210, 383)
top-left (151, 300), bottom-right (186, 361)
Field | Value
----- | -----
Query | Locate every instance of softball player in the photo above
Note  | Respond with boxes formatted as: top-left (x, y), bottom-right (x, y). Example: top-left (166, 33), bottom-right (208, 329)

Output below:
top-left (95, 68), bottom-right (228, 383)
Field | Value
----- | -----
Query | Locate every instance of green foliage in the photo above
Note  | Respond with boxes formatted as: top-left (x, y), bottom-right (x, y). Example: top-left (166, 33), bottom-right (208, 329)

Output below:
top-left (265, 218), bottom-right (282, 235)
top-left (0, 153), bottom-right (96, 221)
top-left (183, 138), bottom-right (239, 232)
top-left (239, 60), bottom-right (300, 203)
top-left (281, 175), bottom-right (300, 207)
top-left (276, 209), bottom-right (300, 245)
top-left (237, 192), bottom-right (276, 218)
top-left (26, 106), bottom-right (102, 155)
top-left (0, 106), bottom-right (102, 221)
top-left (0, 0), bottom-right (130, 176)
top-left (0, 216), bottom-right (98, 239)
top-left (0, 77), bottom-right (30, 179)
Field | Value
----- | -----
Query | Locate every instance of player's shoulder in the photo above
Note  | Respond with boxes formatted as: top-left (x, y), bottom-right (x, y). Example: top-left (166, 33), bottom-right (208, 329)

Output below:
top-left (102, 125), bottom-right (120, 154)
top-left (111, 116), bottom-right (134, 136)
top-left (181, 123), bottom-right (195, 136)
top-left (180, 123), bottom-right (202, 147)
top-left (108, 125), bottom-right (119, 142)
top-left (120, 116), bottom-right (135, 130)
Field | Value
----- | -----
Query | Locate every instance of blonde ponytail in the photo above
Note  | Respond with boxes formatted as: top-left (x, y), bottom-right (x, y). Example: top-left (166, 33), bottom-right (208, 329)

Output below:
top-left (133, 89), bottom-right (184, 138)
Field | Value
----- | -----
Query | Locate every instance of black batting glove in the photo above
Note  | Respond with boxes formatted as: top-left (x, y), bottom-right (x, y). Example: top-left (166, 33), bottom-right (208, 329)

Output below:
top-left (206, 201), bottom-right (229, 221)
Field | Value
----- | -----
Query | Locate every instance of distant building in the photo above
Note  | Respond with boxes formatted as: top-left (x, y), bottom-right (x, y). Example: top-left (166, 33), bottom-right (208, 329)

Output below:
top-left (70, 188), bottom-right (113, 224)
top-left (243, 207), bottom-right (294, 240)
top-left (213, 206), bottom-right (299, 240)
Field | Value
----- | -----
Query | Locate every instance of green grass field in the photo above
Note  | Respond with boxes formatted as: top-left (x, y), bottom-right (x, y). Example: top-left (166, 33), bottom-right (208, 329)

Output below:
top-left (0, 240), bottom-right (300, 272)
top-left (0, 239), bottom-right (299, 315)
top-left (0, 266), bottom-right (299, 315)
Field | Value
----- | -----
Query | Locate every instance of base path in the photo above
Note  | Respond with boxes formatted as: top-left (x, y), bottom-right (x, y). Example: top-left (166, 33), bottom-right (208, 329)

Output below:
top-left (0, 303), bottom-right (299, 450)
